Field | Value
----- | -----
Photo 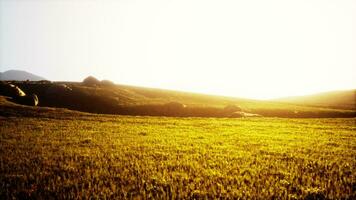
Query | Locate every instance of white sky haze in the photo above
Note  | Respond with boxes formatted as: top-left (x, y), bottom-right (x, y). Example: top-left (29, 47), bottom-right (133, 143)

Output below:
top-left (0, 0), bottom-right (355, 99)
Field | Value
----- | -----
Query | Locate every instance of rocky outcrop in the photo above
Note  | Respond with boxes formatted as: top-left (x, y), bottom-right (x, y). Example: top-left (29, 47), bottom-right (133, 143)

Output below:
top-left (0, 82), bottom-right (39, 106)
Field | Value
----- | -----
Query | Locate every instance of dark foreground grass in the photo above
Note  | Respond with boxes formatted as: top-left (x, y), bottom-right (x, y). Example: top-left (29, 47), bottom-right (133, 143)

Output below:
top-left (0, 109), bottom-right (355, 199)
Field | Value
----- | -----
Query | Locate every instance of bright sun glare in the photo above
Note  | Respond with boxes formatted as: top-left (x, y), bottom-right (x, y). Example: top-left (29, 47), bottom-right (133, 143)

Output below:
top-left (0, 0), bottom-right (355, 99)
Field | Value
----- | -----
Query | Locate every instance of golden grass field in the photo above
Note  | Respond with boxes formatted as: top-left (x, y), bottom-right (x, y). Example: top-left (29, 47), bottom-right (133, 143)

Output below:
top-left (0, 99), bottom-right (355, 199)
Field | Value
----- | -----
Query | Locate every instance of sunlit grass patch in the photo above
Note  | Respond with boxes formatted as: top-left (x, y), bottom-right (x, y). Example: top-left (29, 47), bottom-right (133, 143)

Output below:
top-left (0, 115), bottom-right (355, 199)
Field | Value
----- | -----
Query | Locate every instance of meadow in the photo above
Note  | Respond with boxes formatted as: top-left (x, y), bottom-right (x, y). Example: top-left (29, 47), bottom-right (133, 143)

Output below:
top-left (0, 103), bottom-right (355, 199)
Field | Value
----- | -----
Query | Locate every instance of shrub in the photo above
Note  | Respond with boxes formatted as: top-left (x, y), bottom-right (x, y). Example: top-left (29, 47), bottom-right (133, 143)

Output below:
top-left (224, 105), bottom-right (242, 113)
top-left (100, 80), bottom-right (115, 87)
top-left (83, 76), bottom-right (100, 87)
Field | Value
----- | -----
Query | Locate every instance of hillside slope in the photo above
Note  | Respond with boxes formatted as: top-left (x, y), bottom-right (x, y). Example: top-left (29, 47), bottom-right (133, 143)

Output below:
top-left (275, 90), bottom-right (356, 110)
top-left (0, 70), bottom-right (46, 81)
top-left (2, 81), bottom-right (353, 118)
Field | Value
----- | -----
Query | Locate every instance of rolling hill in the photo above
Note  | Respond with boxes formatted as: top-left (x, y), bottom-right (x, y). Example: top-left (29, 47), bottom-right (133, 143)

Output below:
top-left (0, 70), bottom-right (46, 81)
top-left (274, 90), bottom-right (356, 110)
top-left (0, 69), bottom-right (354, 117)
top-left (0, 79), bottom-right (353, 118)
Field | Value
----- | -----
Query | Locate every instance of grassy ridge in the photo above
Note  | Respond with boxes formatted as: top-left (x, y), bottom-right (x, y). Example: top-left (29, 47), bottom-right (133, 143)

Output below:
top-left (10, 81), bottom-right (356, 118)
top-left (275, 89), bottom-right (356, 110)
top-left (0, 100), bottom-right (355, 199)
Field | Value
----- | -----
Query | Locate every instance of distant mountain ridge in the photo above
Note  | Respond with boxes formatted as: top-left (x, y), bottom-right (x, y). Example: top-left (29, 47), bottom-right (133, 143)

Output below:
top-left (0, 70), bottom-right (46, 81)
top-left (275, 89), bottom-right (356, 110)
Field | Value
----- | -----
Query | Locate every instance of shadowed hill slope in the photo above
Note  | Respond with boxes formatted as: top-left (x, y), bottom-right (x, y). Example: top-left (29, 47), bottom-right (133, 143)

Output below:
top-left (0, 81), bottom-right (353, 118)
top-left (274, 90), bottom-right (356, 110)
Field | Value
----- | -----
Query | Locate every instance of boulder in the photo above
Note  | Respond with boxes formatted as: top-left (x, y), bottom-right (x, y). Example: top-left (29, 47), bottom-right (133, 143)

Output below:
top-left (0, 82), bottom-right (40, 106)
top-left (0, 82), bottom-right (26, 97)
top-left (15, 94), bottom-right (39, 106)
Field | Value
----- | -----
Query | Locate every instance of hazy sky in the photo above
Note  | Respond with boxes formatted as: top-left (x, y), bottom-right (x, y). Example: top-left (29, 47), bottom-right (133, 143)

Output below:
top-left (1, 0), bottom-right (355, 99)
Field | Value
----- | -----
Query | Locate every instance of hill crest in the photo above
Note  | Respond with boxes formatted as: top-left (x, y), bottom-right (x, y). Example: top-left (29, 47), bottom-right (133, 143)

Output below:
top-left (0, 70), bottom-right (46, 81)
top-left (274, 89), bottom-right (356, 110)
